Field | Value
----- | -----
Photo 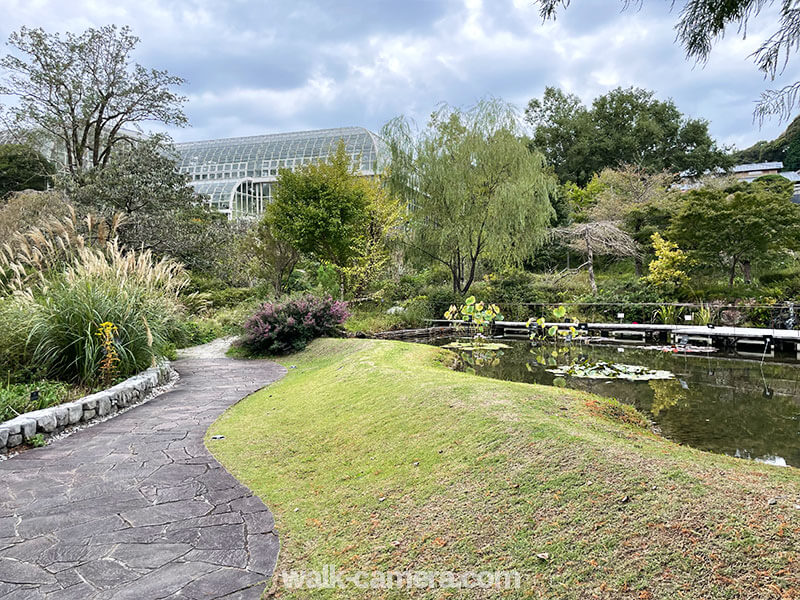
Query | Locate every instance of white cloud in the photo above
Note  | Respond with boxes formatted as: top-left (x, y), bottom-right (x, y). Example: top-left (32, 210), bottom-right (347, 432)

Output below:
top-left (0, 0), bottom-right (793, 147)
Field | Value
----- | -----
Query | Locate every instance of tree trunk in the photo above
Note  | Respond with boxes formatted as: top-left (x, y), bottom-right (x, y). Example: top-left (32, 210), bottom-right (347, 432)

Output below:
top-left (634, 255), bottom-right (642, 278)
top-left (742, 260), bottom-right (752, 284)
top-left (585, 234), bottom-right (597, 294)
top-left (728, 259), bottom-right (738, 287)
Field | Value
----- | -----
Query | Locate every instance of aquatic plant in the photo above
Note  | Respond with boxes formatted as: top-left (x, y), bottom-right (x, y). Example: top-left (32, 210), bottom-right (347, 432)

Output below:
top-left (547, 360), bottom-right (673, 381)
top-left (444, 296), bottom-right (504, 350)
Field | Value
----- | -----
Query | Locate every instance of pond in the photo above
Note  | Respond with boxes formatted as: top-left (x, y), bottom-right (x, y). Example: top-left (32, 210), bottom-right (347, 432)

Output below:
top-left (430, 337), bottom-right (800, 468)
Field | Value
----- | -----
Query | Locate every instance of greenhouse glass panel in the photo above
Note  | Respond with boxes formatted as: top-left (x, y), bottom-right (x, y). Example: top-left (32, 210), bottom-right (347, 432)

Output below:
top-left (175, 126), bottom-right (386, 219)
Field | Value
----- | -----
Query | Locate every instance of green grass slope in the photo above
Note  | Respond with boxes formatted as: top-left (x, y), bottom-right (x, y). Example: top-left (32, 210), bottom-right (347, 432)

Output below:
top-left (209, 339), bottom-right (800, 599)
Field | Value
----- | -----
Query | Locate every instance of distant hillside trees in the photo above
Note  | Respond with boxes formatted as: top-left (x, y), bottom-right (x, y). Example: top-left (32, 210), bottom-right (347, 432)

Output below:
top-left (526, 86), bottom-right (731, 186)
top-left (734, 114), bottom-right (800, 170)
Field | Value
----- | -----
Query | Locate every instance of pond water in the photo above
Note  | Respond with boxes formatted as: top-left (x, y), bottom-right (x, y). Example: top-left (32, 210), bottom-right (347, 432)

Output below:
top-left (429, 338), bottom-right (800, 468)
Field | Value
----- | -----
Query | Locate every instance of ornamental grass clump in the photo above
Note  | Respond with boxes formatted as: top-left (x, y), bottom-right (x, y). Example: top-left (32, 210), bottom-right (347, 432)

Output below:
top-left (27, 243), bottom-right (188, 384)
top-left (241, 295), bottom-right (349, 355)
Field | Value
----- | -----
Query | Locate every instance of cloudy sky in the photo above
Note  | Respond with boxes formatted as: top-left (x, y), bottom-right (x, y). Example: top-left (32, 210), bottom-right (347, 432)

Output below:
top-left (1, 0), bottom-right (795, 149)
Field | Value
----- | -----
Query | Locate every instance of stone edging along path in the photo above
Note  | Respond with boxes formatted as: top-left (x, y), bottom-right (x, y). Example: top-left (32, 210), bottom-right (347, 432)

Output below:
top-left (0, 348), bottom-right (287, 599)
top-left (0, 363), bottom-right (174, 454)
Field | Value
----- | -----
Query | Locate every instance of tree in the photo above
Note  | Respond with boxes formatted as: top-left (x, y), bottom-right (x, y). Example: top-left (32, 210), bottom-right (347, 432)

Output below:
top-left (534, 1), bottom-right (800, 121)
top-left (342, 180), bottom-right (401, 297)
top-left (734, 113), bottom-right (800, 165)
top-left (644, 233), bottom-right (691, 295)
top-left (669, 180), bottom-right (800, 285)
top-left (64, 135), bottom-right (243, 279)
top-left (0, 143), bottom-right (54, 198)
top-left (67, 136), bottom-right (197, 250)
top-left (241, 216), bottom-right (300, 296)
top-left (555, 222), bottom-right (638, 294)
top-left (383, 99), bottom-right (557, 295)
top-left (0, 25), bottom-right (186, 176)
top-left (589, 165), bottom-right (675, 276)
top-left (267, 142), bottom-right (377, 297)
top-left (526, 86), bottom-right (730, 185)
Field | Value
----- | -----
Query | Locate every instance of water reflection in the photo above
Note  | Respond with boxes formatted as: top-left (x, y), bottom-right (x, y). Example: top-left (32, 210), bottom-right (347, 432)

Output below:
top-left (433, 339), bottom-right (800, 468)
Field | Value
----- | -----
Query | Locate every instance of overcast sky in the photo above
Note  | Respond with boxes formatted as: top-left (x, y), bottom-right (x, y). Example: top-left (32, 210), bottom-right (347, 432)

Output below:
top-left (1, 0), bottom-right (796, 149)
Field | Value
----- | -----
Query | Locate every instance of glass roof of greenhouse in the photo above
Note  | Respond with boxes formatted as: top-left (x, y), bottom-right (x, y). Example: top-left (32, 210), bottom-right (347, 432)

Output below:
top-left (174, 126), bottom-right (386, 176)
top-left (172, 126), bottom-right (387, 217)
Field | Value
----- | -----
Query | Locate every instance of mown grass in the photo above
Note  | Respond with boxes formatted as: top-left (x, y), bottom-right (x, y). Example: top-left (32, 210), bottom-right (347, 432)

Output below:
top-left (208, 338), bottom-right (800, 599)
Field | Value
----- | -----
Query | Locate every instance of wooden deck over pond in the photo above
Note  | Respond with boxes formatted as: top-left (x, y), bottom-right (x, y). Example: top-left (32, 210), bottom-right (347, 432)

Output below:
top-left (432, 319), bottom-right (800, 346)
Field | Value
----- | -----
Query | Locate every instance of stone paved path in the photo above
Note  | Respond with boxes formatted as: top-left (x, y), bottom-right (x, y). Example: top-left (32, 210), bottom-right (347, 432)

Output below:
top-left (0, 351), bottom-right (286, 599)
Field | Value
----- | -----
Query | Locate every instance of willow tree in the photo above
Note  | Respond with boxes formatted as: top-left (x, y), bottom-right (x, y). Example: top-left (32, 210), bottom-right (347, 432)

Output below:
top-left (383, 100), bottom-right (557, 295)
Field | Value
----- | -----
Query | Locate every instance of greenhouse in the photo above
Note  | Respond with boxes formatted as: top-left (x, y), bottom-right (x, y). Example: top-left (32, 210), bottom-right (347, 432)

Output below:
top-left (174, 126), bottom-right (386, 218)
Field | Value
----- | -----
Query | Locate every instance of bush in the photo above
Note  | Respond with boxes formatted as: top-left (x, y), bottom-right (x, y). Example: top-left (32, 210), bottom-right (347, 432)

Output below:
top-left (28, 244), bottom-right (187, 384)
top-left (420, 285), bottom-right (464, 318)
top-left (240, 295), bottom-right (349, 355)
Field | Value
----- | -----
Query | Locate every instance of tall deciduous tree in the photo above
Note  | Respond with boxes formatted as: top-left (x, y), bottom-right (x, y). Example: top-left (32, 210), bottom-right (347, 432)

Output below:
top-left (669, 179), bottom-right (800, 285)
top-left (588, 165), bottom-right (675, 277)
top-left (525, 86), bottom-right (730, 185)
top-left (65, 135), bottom-right (239, 279)
top-left (535, 1), bottom-right (800, 121)
top-left (0, 25), bottom-right (186, 176)
top-left (383, 99), bottom-right (557, 295)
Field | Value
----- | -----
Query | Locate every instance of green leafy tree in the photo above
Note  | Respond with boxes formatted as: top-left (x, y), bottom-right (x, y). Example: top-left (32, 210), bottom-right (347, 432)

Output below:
top-left (525, 86), bottom-right (731, 185)
top-left (0, 25), bottom-right (186, 176)
top-left (267, 142), bottom-right (377, 297)
top-left (669, 180), bottom-right (800, 285)
top-left (241, 216), bottom-right (300, 296)
top-left (342, 180), bottom-right (401, 297)
top-left (383, 99), bottom-right (557, 295)
top-left (535, 1), bottom-right (800, 121)
top-left (0, 143), bottom-right (54, 198)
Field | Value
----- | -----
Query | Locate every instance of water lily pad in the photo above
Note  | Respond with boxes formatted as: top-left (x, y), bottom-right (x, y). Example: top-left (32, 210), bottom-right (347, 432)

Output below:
top-left (546, 361), bottom-right (674, 381)
top-left (443, 342), bottom-right (511, 351)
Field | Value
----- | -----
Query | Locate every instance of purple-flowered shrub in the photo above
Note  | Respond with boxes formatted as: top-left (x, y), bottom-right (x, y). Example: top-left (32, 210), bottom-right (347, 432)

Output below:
top-left (241, 295), bottom-right (350, 354)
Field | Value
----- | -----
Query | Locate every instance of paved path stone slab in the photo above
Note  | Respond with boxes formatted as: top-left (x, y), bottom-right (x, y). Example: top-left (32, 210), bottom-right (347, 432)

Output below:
top-left (0, 353), bottom-right (286, 599)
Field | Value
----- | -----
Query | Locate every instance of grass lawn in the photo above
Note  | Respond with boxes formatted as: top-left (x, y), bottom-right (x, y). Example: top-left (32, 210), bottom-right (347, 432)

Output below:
top-left (208, 338), bottom-right (800, 599)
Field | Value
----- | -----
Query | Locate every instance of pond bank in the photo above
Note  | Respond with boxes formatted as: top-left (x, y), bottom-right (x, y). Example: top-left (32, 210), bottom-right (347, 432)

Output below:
top-left (208, 338), bottom-right (800, 599)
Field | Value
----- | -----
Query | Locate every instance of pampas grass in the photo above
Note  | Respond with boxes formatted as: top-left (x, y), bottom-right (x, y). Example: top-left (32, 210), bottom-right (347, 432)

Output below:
top-left (1, 203), bottom-right (189, 384)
